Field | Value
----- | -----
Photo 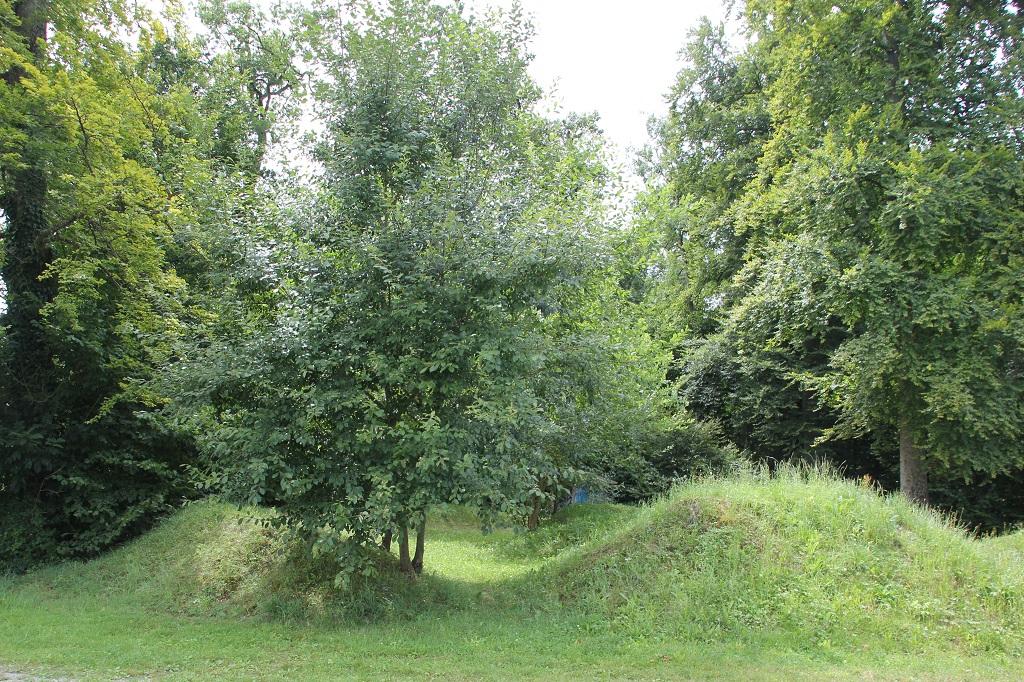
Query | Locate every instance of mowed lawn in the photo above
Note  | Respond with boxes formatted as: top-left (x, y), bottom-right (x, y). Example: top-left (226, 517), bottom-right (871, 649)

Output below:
top-left (2, 471), bottom-right (1022, 681)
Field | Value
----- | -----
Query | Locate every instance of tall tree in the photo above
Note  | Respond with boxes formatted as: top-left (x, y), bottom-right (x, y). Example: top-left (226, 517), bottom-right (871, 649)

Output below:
top-left (638, 18), bottom-right (772, 341)
top-left (638, 17), bottom-right (876, 475)
top-left (195, 0), bottom-right (305, 186)
top-left (0, 0), bottom-right (193, 567)
top-left (174, 0), bottom-right (632, 579)
top-left (651, 0), bottom-right (1024, 504)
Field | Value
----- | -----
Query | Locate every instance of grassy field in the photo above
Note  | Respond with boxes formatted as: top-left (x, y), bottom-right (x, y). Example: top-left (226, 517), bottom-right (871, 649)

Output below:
top-left (2, 468), bottom-right (1022, 681)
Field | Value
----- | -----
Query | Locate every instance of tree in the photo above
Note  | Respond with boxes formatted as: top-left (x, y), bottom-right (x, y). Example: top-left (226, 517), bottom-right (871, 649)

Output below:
top-left (174, 0), bottom-right (622, 579)
top-left (637, 17), bottom-right (874, 475)
top-left (651, 0), bottom-right (1024, 504)
top-left (0, 0), bottom-right (200, 567)
top-left (194, 0), bottom-right (305, 186)
top-left (637, 18), bottom-right (773, 341)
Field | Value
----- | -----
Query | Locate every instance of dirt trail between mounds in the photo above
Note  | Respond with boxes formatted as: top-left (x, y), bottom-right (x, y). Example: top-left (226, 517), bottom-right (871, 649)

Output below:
top-left (0, 671), bottom-right (75, 681)
top-left (1, 668), bottom-right (149, 681)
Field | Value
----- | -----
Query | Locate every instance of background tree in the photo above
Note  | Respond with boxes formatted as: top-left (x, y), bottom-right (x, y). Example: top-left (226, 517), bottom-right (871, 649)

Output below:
top-left (646, 0), bottom-right (1024, 511)
top-left (195, 0), bottom-right (306, 186)
top-left (635, 17), bottom-right (878, 476)
top-left (0, 0), bottom-right (196, 567)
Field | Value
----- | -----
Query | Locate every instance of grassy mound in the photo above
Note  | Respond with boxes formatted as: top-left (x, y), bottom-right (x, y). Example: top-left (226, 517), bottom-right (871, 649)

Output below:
top-left (542, 468), bottom-right (1023, 655)
top-left (19, 502), bottom-right (488, 623)
top-left (4, 466), bottom-right (1022, 680)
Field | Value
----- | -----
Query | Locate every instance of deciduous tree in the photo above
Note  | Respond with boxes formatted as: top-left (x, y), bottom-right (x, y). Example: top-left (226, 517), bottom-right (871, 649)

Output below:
top-left (175, 0), bottom-right (647, 578)
top-left (650, 0), bottom-right (1024, 505)
top-left (0, 0), bottom-right (194, 566)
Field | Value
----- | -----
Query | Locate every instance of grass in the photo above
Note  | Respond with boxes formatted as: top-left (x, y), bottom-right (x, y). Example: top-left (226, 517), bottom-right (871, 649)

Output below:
top-left (2, 466), bottom-right (1022, 680)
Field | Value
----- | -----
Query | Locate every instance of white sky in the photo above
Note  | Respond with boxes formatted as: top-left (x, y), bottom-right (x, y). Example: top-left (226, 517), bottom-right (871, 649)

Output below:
top-left (177, 0), bottom-right (730, 171)
top-left (471, 1), bottom-right (728, 164)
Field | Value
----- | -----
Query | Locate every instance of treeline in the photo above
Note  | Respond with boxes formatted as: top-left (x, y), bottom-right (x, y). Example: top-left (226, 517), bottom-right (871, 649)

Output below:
top-left (1, 0), bottom-right (1022, 576)
top-left (639, 0), bottom-right (1024, 526)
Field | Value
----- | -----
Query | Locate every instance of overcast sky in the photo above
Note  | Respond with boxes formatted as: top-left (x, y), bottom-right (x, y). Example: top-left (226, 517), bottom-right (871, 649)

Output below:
top-left (469, 0), bottom-right (728, 165)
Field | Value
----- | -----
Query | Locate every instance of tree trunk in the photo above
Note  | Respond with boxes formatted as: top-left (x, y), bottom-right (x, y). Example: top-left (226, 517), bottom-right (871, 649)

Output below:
top-left (527, 477), bottom-right (547, 531)
top-left (899, 418), bottom-right (929, 505)
top-left (1, 0), bottom-right (59, 481)
top-left (4, 0), bottom-right (55, 334)
top-left (10, 1), bottom-right (49, 59)
top-left (411, 511), bottom-right (426, 576)
top-left (398, 525), bottom-right (413, 576)
top-left (527, 496), bottom-right (542, 531)
top-left (381, 528), bottom-right (392, 553)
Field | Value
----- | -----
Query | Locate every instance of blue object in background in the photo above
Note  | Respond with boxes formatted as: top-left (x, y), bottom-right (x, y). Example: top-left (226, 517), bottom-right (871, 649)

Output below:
top-left (556, 487), bottom-right (590, 510)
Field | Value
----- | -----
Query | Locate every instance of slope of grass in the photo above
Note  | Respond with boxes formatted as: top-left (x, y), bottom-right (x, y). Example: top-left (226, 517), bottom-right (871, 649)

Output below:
top-left (2, 467), bottom-right (1022, 680)
top-left (547, 470), bottom-right (1023, 654)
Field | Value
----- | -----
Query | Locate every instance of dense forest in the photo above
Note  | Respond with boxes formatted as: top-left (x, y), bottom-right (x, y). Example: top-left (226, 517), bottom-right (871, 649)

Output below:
top-left (1, 0), bottom-right (1022, 577)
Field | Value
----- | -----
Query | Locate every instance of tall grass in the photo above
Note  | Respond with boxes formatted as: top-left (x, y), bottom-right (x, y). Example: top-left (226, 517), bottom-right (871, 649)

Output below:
top-left (547, 465), bottom-right (1023, 656)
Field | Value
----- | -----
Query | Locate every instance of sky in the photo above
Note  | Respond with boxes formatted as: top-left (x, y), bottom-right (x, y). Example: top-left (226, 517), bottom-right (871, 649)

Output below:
top-left (468, 0), bottom-right (728, 166)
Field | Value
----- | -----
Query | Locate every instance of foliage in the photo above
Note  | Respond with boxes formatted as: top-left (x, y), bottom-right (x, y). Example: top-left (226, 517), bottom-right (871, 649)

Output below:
top-left (646, 0), bottom-right (1024, 509)
top-left (636, 17), bottom-right (772, 340)
top-left (194, 0), bottom-right (306, 184)
top-left (0, 0), bottom-right (201, 568)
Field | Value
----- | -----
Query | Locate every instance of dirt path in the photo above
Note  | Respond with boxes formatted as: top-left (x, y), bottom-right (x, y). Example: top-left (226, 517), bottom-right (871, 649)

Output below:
top-left (0, 670), bottom-right (76, 682)
top-left (1, 667), bottom-right (149, 681)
